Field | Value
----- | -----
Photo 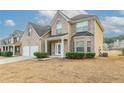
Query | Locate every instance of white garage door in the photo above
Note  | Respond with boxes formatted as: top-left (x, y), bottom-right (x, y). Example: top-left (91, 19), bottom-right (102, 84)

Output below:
top-left (22, 46), bottom-right (38, 57)
top-left (30, 46), bottom-right (38, 56)
top-left (22, 46), bottom-right (30, 56)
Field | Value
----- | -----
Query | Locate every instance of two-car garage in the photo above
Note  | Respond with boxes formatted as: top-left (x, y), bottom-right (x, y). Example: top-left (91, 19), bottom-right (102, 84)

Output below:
top-left (22, 46), bottom-right (38, 57)
top-left (20, 23), bottom-right (50, 57)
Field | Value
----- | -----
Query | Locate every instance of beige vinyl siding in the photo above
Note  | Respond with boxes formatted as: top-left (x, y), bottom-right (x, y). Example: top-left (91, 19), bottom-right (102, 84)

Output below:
top-left (51, 14), bottom-right (69, 35)
top-left (95, 20), bottom-right (103, 56)
top-left (21, 24), bottom-right (40, 51)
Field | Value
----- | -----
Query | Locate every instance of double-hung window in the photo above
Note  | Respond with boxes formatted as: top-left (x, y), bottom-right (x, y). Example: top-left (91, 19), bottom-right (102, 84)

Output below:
top-left (56, 23), bottom-right (62, 34)
top-left (75, 41), bottom-right (84, 52)
top-left (87, 41), bottom-right (91, 52)
top-left (76, 21), bottom-right (88, 32)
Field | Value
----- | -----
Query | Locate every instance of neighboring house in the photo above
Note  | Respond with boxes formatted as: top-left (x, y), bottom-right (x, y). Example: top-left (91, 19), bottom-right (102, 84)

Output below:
top-left (113, 39), bottom-right (124, 49)
top-left (103, 43), bottom-right (109, 51)
top-left (20, 23), bottom-right (50, 56)
top-left (45, 11), bottom-right (104, 57)
top-left (0, 30), bottom-right (23, 56)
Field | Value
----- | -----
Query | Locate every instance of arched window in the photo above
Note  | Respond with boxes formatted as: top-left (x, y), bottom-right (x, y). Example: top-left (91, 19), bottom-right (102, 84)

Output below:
top-left (56, 22), bottom-right (62, 34)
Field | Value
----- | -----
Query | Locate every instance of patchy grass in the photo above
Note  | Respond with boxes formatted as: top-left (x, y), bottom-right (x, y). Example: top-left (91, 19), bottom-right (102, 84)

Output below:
top-left (0, 56), bottom-right (124, 82)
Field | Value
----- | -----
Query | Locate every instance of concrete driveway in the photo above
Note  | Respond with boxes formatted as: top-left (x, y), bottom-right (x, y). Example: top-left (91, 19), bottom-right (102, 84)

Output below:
top-left (0, 56), bottom-right (33, 64)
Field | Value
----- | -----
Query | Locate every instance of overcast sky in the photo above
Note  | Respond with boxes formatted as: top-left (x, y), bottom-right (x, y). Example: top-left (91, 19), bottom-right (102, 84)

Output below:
top-left (0, 10), bottom-right (124, 40)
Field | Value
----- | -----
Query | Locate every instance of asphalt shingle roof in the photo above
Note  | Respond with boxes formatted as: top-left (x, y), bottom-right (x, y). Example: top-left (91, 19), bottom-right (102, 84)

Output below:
top-left (30, 23), bottom-right (51, 37)
top-left (71, 14), bottom-right (95, 21)
top-left (10, 30), bottom-right (24, 37)
top-left (49, 33), bottom-right (68, 37)
top-left (73, 31), bottom-right (94, 37)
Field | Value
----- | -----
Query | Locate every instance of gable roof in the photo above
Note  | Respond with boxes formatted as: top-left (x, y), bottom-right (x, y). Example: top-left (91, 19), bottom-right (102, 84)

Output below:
top-left (71, 14), bottom-right (95, 21)
top-left (29, 22), bottom-right (51, 37)
top-left (49, 33), bottom-right (68, 37)
top-left (0, 37), bottom-right (10, 45)
top-left (50, 11), bottom-right (70, 26)
top-left (73, 31), bottom-right (94, 37)
top-left (10, 30), bottom-right (24, 37)
top-left (51, 11), bottom-right (104, 31)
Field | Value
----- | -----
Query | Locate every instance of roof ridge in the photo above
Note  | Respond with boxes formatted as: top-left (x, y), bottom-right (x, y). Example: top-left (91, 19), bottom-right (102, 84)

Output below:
top-left (29, 22), bottom-right (51, 37)
top-left (29, 22), bottom-right (50, 28)
top-left (58, 10), bottom-right (71, 19)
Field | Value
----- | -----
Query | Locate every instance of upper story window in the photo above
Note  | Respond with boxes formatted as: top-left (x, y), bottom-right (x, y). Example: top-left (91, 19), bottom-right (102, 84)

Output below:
top-left (76, 21), bottom-right (88, 32)
top-left (56, 22), bottom-right (62, 34)
top-left (11, 37), bottom-right (13, 44)
top-left (13, 37), bottom-right (17, 43)
top-left (28, 28), bottom-right (31, 36)
top-left (17, 37), bottom-right (19, 42)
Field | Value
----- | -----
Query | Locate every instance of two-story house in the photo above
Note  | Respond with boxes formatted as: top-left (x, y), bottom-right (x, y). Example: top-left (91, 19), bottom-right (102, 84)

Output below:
top-left (0, 30), bottom-right (23, 56)
top-left (45, 11), bottom-right (104, 57)
top-left (0, 11), bottom-right (104, 57)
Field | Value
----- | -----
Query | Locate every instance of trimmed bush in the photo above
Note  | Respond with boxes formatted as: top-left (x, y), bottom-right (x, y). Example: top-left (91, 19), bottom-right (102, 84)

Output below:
top-left (66, 52), bottom-right (85, 59)
top-left (0, 52), bottom-right (13, 57)
top-left (86, 53), bottom-right (95, 58)
top-left (122, 48), bottom-right (124, 56)
top-left (34, 52), bottom-right (48, 58)
top-left (0, 52), bottom-right (2, 56)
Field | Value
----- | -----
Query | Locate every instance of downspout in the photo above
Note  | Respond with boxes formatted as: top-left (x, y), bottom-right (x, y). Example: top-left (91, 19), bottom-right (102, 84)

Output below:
top-left (94, 19), bottom-right (96, 56)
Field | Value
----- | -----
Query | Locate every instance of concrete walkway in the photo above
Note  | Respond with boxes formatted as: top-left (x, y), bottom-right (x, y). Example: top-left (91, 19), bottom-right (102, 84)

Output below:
top-left (0, 56), bottom-right (33, 64)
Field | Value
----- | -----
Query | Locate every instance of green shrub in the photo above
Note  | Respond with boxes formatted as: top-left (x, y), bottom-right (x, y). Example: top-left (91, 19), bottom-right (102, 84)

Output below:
top-left (66, 52), bottom-right (85, 59)
top-left (0, 52), bottom-right (13, 57)
top-left (122, 48), bottom-right (124, 56)
top-left (86, 53), bottom-right (95, 58)
top-left (0, 52), bottom-right (5, 56)
top-left (34, 52), bottom-right (48, 58)
top-left (0, 52), bottom-right (2, 56)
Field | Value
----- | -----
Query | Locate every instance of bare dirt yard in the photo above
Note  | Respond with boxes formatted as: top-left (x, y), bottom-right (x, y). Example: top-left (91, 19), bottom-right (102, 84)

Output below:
top-left (0, 56), bottom-right (124, 83)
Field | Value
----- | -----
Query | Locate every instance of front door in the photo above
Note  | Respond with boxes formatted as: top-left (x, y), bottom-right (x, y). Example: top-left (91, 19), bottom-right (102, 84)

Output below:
top-left (55, 43), bottom-right (61, 55)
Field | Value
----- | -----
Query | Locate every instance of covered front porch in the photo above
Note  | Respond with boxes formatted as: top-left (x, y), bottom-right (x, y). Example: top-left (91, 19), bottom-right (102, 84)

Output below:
top-left (0, 43), bottom-right (21, 56)
top-left (45, 34), bottom-right (69, 58)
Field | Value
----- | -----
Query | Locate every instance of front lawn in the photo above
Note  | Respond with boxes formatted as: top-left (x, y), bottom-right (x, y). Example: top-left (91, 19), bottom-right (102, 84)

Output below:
top-left (0, 56), bottom-right (124, 82)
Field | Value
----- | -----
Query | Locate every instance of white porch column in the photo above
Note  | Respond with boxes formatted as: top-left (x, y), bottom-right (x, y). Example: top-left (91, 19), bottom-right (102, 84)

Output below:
top-left (13, 45), bottom-right (15, 56)
top-left (61, 37), bottom-right (64, 58)
top-left (8, 46), bottom-right (10, 52)
top-left (45, 40), bottom-right (47, 53)
top-left (2, 46), bottom-right (4, 52)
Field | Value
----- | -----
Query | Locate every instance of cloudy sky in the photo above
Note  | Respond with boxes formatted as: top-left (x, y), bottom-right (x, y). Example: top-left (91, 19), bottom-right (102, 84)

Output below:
top-left (0, 10), bottom-right (124, 39)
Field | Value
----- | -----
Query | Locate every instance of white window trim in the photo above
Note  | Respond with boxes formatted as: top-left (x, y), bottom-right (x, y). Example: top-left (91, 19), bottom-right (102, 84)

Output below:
top-left (87, 41), bottom-right (91, 52)
top-left (74, 40), bottom-right (85, 52)
top-left (56, 23), bottom-right (62, 34)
